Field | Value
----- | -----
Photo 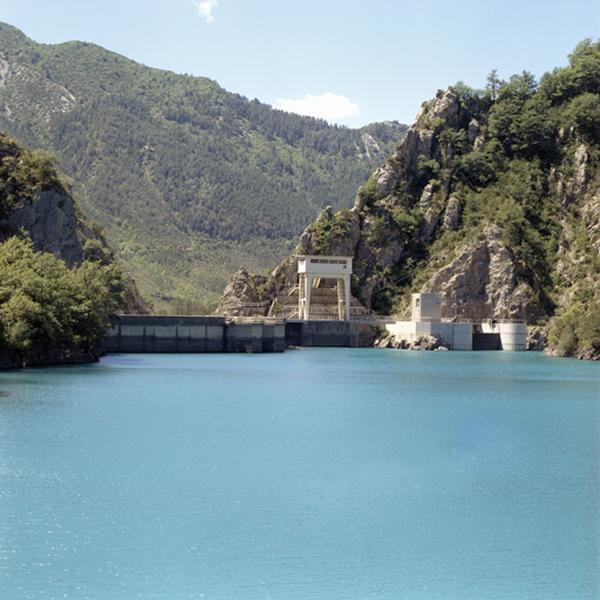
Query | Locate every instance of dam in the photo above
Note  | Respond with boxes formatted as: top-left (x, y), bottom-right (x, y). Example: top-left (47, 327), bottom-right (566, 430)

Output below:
top-left (103, 268), bottom-right (527, 355)
top-left (102, 315), bottom-right (367, 353)
top-left (102, 310), bottom-right (527, 354)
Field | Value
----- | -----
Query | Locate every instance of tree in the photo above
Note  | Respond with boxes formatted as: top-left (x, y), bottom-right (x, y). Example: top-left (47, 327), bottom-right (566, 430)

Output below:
top-left (485, 69), bottom-right (504, 101)
top-left (0, 237), bottom-right (123, 364)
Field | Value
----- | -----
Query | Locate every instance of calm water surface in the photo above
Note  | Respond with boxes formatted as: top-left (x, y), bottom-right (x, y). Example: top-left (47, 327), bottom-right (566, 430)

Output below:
top-left (0, 349), bottom-right (598, 600)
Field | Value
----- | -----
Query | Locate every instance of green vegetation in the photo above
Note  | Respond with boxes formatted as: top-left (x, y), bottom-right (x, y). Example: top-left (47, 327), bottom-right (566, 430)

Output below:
top-left (0, 131), bottom-right (131, 367)
top-left (0, 132), bottom-right (66, 217)
top-left (548, 296), bottom-right (600, 358)
top-left (307, 208), bottom-right (356, 254)
top-left (0, 22), bottom-right (405, 309)
top-left (0, 237), bottom-right (123, 366)
top-left (299, 39), bottom-right (600, 358)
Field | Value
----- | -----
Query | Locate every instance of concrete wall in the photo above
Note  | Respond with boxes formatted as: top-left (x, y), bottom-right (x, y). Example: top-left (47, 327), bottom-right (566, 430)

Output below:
top-left (386, 320), bottom-right (527, 351)
top-left (103, 315), bottom-right (285, 353)
top-left (225, 321), bottom-right (286, 353)
top-left (285, 320), bottom-right (359, 347)
top-left (481, 322), bottom-right (527, 351)
top-left (412, 293), bottom-right (442, 322)
top-left (385, 321), bottom-right (473, 350)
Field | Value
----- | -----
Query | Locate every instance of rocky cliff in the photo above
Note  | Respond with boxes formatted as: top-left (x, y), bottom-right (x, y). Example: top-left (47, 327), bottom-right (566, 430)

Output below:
top-left (0, 131), bottom-right (147, 315)
top-left (218, 41), bottom-right (600, 360)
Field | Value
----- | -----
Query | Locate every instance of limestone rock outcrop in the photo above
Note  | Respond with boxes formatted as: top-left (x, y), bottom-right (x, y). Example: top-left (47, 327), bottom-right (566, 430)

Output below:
top-left (1, 190), bottom-right (83, 266)
top-left (442, 195), bottom-right (462, 231)
top-left (422, 226), bottom-right (542, 321)
top-left (216, 268), bottom-right (273, 317)
top-left (527, 326), bottom-right (548, 351)
top-left (366, 88), bottom-right (464, 202)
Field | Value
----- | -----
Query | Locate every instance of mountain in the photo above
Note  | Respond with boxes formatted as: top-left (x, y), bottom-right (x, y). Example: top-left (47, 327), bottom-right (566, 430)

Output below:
top-left (0, 22), bottom-right (406, 311)
top-left (0, 131), bottom-right (146, 367)
top-left (218, 40), bottom-right (600, 360)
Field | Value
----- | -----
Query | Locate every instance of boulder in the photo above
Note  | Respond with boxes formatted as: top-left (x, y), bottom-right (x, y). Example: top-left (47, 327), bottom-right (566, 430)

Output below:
top-left (409, 334), bottom-right (446, 351)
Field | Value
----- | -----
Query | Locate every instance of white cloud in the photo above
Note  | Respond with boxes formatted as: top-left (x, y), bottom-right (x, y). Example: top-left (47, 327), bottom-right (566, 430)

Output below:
top-left (274, 92), bottom-right (360, 122)
top-left (193, 0), bottom-right (218, 23)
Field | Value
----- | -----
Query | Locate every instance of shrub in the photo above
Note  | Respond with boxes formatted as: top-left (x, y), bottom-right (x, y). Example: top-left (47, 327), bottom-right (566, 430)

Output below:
top-left (0, 237), bottom-right (123, 363)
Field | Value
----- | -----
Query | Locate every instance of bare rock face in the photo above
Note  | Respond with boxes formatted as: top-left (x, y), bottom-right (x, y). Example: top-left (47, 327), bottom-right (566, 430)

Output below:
top-left (582, 188), bottom-right (600, 253)
top-left (216, 268), bottom-right (273, 317)
top-left (422, 226), bottom-right (542, 321)
top-left (1, 190), bottom-right (83, 266)
top-left (467, 118), bottom-right (480, 144)
top-left (418, 182), bottom-right (436, 210)
top-left (0, 52), bottom-right (76, 125)
top-left (572, 144), bottom-right (588, 197)
top-left (545, 342), bottom-right (600, 361)
top-left (418, 207), bottom-right (442, 243)
top-left (415, 87), bottom-right (463, 129)
top-left (560, 144), bottom-right (589, 205)
top-left (527, 326), bottom-right (548, 351)
top-left (360, 87), bottom-right (463, 204)
top-left (442, 195), bottom-right (462, 231)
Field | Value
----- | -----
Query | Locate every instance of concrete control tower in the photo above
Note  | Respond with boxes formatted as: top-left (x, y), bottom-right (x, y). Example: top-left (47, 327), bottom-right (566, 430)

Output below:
top-left (297, 256), bottom-right (353, 321)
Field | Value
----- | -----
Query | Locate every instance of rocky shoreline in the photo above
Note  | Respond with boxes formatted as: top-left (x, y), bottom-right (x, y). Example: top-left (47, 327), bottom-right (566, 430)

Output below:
top-left (0, 347), bottom-right (99, 370)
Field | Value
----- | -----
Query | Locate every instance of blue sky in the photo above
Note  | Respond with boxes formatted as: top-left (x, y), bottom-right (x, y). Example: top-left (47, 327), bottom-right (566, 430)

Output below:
top-left (0, 0), bottom-right (598, 126)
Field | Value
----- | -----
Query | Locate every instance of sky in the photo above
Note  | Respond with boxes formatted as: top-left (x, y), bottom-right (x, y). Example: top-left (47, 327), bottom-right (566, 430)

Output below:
top-left (0, 0), bottom-right (598, 126)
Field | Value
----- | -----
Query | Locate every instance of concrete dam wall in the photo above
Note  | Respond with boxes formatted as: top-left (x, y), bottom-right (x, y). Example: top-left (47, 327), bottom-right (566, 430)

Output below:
top-left (103, 315), bottom-right (525, 354)
top-left (103, 315), bottom-right (288, 353)
top-left (102, 316), bottom-right (363, 354)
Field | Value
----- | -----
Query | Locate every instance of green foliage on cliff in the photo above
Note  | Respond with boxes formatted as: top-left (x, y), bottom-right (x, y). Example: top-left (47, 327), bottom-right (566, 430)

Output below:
top-left (307, 208), bottom-right (356, 254)
top-left (295, 40), bottom-right (600, 358)
top-left (0, 237), bottom-right (122, 366)
top-left (0, 131), bottom-right (139, 366)
top-left (548, 297), bottom-right (600, 358)
top-left (0, 132), bottom-right (66, 217)
top-left (0, 22), bottom-right (405, 309)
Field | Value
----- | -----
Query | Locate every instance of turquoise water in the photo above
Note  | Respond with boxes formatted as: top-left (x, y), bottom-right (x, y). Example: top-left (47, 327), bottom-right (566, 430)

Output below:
top-left (0, 349), bottom-right (598, 600)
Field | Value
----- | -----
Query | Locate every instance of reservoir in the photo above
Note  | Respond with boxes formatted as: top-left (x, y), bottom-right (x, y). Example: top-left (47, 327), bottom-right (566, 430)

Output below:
top-left (0, 350), bottom-right (598, 599)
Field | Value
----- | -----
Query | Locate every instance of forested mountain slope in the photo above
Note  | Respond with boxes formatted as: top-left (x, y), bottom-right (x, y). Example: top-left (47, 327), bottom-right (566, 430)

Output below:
top-left (219, 41), bottom-right (600, 360)
top-left (0, 22), bottom-right (405, 311)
